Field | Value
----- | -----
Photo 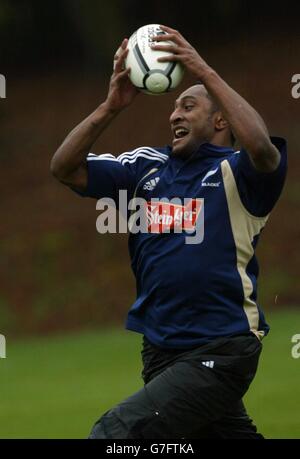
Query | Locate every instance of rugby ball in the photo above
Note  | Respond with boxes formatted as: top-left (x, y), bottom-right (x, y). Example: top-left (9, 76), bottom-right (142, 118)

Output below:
top-left (125, 24), bottom-right (184, 95)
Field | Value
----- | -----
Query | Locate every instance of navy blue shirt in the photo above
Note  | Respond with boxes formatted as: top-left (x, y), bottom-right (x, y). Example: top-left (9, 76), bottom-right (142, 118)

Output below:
top-left (75, 138), bottom-right (287, 349)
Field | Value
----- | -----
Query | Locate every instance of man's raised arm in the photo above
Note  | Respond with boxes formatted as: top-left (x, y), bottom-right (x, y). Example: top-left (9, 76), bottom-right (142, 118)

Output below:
top-left (153, 25), bottom-right (280, 173)
top-left (50, 39), bottom-right (138, 191)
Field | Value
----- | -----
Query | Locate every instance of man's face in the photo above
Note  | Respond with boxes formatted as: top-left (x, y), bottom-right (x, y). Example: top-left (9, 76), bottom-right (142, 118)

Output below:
top-left (169, 85), bottom-right (216, 157)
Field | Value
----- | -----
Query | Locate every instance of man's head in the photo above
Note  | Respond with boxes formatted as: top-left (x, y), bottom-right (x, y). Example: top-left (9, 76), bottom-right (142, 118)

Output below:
top-left (170, 84), bottom-right (234, 157)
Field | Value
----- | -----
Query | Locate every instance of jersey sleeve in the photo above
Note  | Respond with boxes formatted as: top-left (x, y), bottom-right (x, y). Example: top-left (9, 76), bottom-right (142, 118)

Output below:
top-left (75, 153), bottom-right (136, 202)
top-left (229, 136), bottom-right (287, 217)
top-left (72, 146), bottom-right (170, 203)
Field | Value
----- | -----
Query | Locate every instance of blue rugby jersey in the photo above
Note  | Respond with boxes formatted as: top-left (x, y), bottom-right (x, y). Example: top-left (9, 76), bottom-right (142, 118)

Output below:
top-left (75, 138), bottom-right (287, 349)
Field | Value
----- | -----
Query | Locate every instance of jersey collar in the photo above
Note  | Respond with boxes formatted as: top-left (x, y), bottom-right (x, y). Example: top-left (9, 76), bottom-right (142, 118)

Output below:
top-left (196, 142), bottom-right (235, 157)
top-left (169, 142), bottom-right (235, 160)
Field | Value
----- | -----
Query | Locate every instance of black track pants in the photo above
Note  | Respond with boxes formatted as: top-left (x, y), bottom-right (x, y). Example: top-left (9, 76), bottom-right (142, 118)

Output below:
top-left (89, 334), bottom-right (264, 439)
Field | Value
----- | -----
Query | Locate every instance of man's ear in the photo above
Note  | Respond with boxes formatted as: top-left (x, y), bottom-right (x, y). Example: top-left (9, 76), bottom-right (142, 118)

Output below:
top-left (214, 112), bottom-right (229, 131)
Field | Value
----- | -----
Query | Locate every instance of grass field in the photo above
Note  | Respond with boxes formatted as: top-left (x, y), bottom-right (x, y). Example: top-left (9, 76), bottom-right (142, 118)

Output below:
top-left (0, 311), bottom-right (299, 439)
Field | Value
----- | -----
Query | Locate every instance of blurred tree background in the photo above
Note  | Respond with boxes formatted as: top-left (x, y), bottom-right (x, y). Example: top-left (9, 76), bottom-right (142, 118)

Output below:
top-left (0, 0), bottom-right (299, 336)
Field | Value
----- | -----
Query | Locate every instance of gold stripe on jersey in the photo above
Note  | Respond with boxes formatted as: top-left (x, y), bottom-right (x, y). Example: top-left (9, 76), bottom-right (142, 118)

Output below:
top-left (221, 159), bottom-right (269, 340)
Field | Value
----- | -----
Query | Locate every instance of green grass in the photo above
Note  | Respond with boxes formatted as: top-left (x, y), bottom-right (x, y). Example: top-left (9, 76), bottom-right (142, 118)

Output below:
top-left (244, 311), bottom-right (300, 439)
top-left (0, 311), bottom-right (299, 439)
top-left (0, 329), bottom-right (142, 439)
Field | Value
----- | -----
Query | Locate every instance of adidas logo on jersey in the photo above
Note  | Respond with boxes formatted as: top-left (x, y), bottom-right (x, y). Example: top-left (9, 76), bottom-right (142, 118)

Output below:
top-left (201, 360), bottom-right (214, 368)
top-left (143, 177), bottom-right (160, 191)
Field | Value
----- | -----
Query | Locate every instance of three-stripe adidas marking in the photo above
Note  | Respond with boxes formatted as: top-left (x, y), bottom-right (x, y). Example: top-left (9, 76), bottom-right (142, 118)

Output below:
top-left (87, 147), bottom-right (168, 165)
top-left (87, 153), bottom-right (118, 162)
top-left (118, 147), bottom-right (168, 165)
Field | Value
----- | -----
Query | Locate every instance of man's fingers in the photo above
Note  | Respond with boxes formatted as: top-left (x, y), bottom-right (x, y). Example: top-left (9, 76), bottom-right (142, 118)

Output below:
top-left (113, 39), bottom-right (128, 66)
top-left (114, 48), bottom-right (121, 61)
top-left (121, 38), bottom-right (128, 49)
top-left (154, 27), bottom-right (187, 47)
top-left (157, 54), bottom-right (178, 63)
top-left (159, 25), bottom-right (177, 34)
top-left (114, 47), bottom-right (128, 72)
top-left (154, 33), bottom-right (177, 42)
top-left (113, 67), bottom-right (131, 83)
top-left (114, 44), bottom-right (128, 60)
top-left (115, 38), bottom-right (128, 55)
top-left (151, 43), bottom-right (180, 54)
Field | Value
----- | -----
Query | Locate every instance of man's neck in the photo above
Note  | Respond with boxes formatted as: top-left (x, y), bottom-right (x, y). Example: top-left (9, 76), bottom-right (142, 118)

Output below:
top-left (208, 135), bottom-right (232, 149)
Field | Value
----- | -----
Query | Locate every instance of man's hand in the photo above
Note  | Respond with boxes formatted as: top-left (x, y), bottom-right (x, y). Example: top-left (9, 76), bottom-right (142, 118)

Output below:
top-left (150, 25), bottom-right (212, 81)
top-left (104, 39), bottom-right (139, 113)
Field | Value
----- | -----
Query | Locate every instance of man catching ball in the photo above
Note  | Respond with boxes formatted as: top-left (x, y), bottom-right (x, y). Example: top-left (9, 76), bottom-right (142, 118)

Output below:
top-left (51, 26), bottom-right (287, 439)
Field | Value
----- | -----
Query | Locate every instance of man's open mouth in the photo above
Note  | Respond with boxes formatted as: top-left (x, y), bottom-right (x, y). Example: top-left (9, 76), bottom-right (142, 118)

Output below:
top-left (174, 127), bottom-right (189, 140)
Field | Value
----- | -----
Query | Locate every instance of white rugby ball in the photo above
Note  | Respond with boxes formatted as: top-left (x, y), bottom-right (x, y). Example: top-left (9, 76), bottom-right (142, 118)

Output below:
top-left (125, 24), bottom-right (184, 95)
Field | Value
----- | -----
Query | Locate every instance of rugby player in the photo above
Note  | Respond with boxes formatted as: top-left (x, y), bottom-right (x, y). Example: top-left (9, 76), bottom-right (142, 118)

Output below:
top-left (51, 26), bottom-right (287, 438)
